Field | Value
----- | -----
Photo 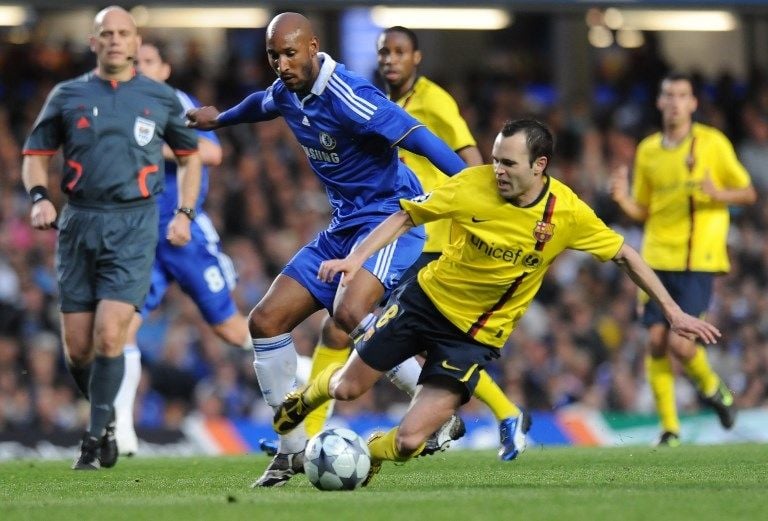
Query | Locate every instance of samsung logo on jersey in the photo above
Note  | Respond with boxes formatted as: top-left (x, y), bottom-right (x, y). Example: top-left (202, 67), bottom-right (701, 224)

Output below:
top-left (302, 145), bottom-right (340, 164)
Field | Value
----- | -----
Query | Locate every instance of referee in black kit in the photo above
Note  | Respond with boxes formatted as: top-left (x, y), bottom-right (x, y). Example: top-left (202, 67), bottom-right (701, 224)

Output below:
top-left (21, 5), bottom-right (202, 470)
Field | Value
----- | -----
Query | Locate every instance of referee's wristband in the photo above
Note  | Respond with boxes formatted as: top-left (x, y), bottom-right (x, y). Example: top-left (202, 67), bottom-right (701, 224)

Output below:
top-left (29, 185), bottom-right (50, 205)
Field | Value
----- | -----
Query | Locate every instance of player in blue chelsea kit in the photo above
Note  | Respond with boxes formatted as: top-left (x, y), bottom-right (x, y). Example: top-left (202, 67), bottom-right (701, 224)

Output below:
top-left (113, 41), bottom-right (252, 456)
top-left (188, 12), bottom-right (467, 487)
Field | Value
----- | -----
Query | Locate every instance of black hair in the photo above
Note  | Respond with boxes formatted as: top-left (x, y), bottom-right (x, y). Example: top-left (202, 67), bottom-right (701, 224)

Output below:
top-left (141, 39), bottom-right (169, 64)
top-left (500, 119), bottom-right (554, 169)
top-left (660, 71), bottom-right (696, 96)
top-left (382, 26), bottom-right (419, 51)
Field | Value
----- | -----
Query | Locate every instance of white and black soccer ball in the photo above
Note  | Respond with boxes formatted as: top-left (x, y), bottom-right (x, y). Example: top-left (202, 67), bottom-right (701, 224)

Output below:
top-left (304, 428), bottom-right (371, 491)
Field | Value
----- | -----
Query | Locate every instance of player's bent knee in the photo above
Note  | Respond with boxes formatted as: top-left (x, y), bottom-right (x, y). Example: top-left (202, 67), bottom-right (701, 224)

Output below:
top-left (321, 317), bottom-right (352, 348)
top-left (331, 308), bottom-right (363, 335)
top-left (62, 334), bottom-right (90, 362)
top-left (328, 378), bottom-right (364, 402)
top-left (95, 331), bottom-right (127, 356)
top-left (65, 348), bottom-right (93, 367)
top-left (248, 308), bottom-right (287, 338)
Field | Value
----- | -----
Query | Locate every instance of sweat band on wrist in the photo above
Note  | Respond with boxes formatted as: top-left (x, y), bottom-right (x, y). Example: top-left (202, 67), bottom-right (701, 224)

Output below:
top-left (29, 185), bottom-right (50, 204)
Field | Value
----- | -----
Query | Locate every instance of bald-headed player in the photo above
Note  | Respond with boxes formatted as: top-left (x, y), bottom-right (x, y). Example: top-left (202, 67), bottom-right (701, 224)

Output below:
top-left (188, 12), bottom-right (467, 487)
top-left (22, 5), bottom-right (201, 470)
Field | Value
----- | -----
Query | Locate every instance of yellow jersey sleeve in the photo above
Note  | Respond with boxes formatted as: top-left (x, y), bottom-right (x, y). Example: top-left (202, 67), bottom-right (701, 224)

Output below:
top-left (399, 168), bottom-right (471, 225)
top-left (632, 134), bottom-right (660, 208)
top-left (709, 129), bottom-right (751, 190)
top-left (399, 77), bottom-right (476, 153)
top-left (567, 198), bottom-right (625, 261)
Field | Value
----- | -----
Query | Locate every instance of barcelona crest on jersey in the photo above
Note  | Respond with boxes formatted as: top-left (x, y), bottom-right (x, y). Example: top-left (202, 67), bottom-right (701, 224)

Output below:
top-left (533, 221), bottom-right (555, 243)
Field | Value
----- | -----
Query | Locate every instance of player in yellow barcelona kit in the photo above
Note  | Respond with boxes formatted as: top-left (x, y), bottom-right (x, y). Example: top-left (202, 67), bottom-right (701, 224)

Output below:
top-left (304, 26), bottom-right (529, 460)
top-left (611, 72), bottom-right (756, 446)
top-left (273, 119), bottom-right (720, 484)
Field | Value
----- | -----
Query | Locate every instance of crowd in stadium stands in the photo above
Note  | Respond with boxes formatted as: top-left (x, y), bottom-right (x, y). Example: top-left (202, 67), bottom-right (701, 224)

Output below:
top-left (1, 32), bottom-right (768, 434)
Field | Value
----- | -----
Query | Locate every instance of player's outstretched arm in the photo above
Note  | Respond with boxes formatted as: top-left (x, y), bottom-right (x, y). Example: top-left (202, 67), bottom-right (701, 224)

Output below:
top-left (612, 243), bottom-right (721, 343)
top-left (318, 210), bottom-right (415, 286)
top-left (186, 106), bottom-right (221, 130)
top-left (399, 126), bottom-right (466, 177)
top-left (188, 91), bottom-right (277, 130)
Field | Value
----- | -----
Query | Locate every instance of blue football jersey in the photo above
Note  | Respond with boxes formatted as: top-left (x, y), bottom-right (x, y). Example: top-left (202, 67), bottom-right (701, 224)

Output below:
top-left (157, 89), bottom-right (219, 222)
top-left (258, 53), bottom-right (424, 231)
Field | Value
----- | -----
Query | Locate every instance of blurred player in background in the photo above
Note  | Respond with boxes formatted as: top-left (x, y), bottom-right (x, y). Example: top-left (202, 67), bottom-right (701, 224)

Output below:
top-left (274, 118), bottom-right (721, 485)
top-left (21, 6), bottom-right (201, 469)
top-left (111, 40), bottom-right (252, 456)
top-left (304, 25), bottom-right (530, 462)
top-left (187, 12), bottom-right (467, 487)
top-left (610, 72), bottom-right (756, 446)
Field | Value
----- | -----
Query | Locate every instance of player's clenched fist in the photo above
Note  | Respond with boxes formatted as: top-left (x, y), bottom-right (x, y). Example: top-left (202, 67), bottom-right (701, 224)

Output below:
top-left (186, 106), bottom-right (220, 130)
top-left (30, 199), bottom-right (57, 230)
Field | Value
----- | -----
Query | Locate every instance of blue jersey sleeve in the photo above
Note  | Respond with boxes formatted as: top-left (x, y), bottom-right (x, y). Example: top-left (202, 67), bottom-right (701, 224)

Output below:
top-left (329, 82), bottom-right (423, 146)
top-left (399, 126), bottom-right (466, 176)
top-left (217, 87), bottom-right (280, 126)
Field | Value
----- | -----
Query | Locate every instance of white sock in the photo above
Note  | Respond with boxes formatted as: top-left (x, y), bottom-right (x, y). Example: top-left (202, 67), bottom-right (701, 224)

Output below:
top-left (385, 357), bottom-right (422, 397)
top-left (252, 334), bottom-right (307, 454)
top-left (295, 355), bottom-right (313, 386)
top-left (114, 344), bottom-right (141, 454)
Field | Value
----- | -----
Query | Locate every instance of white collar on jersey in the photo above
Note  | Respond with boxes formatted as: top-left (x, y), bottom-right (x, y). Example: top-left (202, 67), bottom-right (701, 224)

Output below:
top-left (311, 52), bottom-right (337, 96)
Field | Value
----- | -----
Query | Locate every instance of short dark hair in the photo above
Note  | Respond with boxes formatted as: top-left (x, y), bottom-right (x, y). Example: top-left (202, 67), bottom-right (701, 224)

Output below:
top-left (382, 26), bottom-right (419, 51)
top-left (660, 71), bottom-right (695, 94)
top-left (141, 39), bottom-right (169, 64)
top-left (501, 119), bottom-right (554, 169)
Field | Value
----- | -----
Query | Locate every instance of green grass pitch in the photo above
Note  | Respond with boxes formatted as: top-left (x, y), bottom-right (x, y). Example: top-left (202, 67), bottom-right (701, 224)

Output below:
top-left (1, 444), bottom-right (765, 521)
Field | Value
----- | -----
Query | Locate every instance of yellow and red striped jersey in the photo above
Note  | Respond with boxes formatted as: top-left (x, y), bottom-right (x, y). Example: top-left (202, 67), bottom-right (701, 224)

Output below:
top-left (632, 122), bottom-right (751, 273)
top-left (400, 166), bottom-right (624, 347)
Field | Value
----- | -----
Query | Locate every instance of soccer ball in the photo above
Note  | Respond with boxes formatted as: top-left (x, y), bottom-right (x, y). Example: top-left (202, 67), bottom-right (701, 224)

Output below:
top-left (303, 428), bottom-right (371, 491)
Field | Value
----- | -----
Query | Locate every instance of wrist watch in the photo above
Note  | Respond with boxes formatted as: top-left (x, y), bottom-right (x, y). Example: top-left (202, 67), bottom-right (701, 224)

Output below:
top-left (174, 206), bottom-right (196, 221)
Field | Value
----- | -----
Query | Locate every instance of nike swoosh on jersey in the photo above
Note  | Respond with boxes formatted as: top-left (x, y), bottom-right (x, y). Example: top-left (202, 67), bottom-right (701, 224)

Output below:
top-left (440, 360), bottom-right (462, 371)
top-left (471, 216), bottom-right (490, 223)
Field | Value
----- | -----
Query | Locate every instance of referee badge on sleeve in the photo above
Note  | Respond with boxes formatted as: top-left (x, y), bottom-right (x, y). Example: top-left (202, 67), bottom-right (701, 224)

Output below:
top-left (134, 116), bottom-right (156, 146)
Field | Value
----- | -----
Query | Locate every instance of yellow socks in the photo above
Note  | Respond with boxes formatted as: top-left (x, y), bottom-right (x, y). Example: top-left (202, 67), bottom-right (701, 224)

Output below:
top-left (646, 354), bottom-right (680, 434)
top-left (302, 362), bottom-right (344, 410)
top-left (304, 346), bottom-right (351, 436)
top-left (368, 427), bottom-right (425, 463)
top-left (473, 370), bottom-right (521, 420)
top-left (683, 345), bottom-right (720, 397)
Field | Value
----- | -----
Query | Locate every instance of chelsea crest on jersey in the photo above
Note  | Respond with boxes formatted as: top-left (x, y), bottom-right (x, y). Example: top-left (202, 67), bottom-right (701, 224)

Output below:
top-left (301, 131), bottom-right (340, 164)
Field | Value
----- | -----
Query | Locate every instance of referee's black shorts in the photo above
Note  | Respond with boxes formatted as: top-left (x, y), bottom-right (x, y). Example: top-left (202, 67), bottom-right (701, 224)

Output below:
top-left (56, 201), bottom-right (158, 312)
